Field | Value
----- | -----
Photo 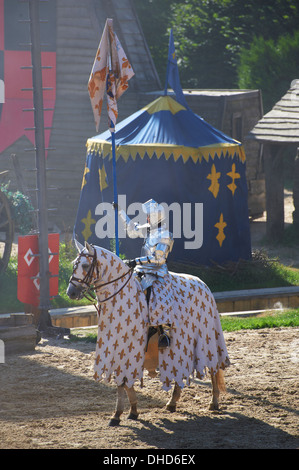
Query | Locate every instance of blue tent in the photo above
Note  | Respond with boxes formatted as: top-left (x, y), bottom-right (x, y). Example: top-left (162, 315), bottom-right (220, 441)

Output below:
top-left (74, 95), bottom-right (251, 265)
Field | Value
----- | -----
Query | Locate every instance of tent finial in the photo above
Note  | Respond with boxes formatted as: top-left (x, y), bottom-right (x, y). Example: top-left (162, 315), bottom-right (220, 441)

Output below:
top-left (163, 29), bottom-right (188, 107)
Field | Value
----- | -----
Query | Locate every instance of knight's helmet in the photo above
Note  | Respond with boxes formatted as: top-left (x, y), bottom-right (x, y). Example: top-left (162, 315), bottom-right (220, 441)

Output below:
top-left (142, 199), bottom-right (165, 228)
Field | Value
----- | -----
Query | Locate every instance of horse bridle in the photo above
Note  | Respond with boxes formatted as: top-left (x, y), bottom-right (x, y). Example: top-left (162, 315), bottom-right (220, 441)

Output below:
top-left (69, 247), bottom-right (133, 307)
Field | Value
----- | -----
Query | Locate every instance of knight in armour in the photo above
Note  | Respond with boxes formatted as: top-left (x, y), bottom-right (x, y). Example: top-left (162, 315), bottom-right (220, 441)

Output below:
top-left (114, 199), bottom-right (174, 349)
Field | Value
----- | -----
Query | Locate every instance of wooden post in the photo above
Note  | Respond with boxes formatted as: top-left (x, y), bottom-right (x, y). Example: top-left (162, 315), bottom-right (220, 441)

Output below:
top-left (29, 0), bottom-right (51, 331)
top-left (292, 147), bottom-right (299, 229)
top-left (263, 144), bottom-right (284, 240)
top-left (26, 0), bottom-right (69, 337)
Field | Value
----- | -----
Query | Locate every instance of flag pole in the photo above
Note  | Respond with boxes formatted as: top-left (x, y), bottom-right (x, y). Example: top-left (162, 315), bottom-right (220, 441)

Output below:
top-left (108, 42), bottom-right (119, 257)
top-left (111, 125), bottom-right (119, 256)
top-left (88, 18), bottom-right (134, 258)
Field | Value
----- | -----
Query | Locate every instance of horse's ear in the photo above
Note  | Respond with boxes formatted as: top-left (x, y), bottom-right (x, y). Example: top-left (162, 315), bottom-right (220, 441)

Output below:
top-left (74, 239), bottom-right (84, 253)
top-left (85, 241), bottom-right (94, 255)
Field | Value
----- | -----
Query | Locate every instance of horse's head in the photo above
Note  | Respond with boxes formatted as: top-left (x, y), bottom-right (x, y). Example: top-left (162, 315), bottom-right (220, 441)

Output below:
top-left (66, 240), bottom-right (98, 300)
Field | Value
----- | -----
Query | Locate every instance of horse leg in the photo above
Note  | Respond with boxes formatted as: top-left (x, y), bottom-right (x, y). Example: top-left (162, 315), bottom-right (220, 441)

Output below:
top-left (125, 385), bottom-right (139, 420)
top-left (209, 369), bottom-right (226, 411)
top-left (109, 384), bottom-right (126, 426)
top-left (166, 382), bottom-right (181, 412)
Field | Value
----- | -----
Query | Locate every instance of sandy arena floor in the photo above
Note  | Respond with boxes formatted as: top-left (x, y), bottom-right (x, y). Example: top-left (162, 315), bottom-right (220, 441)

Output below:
top-left (0, 327), bottom-right (298, 449)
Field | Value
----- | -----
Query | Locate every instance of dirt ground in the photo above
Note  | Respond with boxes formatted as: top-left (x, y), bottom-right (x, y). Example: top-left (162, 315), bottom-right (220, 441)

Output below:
top-left (0, 327), bottom-right (298, 449)
top-left (0, 191), bottom-right (298, 450)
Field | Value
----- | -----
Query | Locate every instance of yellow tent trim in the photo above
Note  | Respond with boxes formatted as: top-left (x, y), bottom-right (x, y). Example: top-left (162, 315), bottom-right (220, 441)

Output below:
top-left (142, 96), bottom-right (186, 115)
top-left (86, 139), bottom-right (246, 164)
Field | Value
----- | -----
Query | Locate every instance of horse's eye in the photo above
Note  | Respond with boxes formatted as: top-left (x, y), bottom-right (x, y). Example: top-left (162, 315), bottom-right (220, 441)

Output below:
top-left (82, 263), bottom-right (90, 270)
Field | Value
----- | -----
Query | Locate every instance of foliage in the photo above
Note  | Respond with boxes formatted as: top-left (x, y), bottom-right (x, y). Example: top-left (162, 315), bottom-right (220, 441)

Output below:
top-left (132, 0), bottom-right (182, 85)
top-left (169, 250), bottom-right (299, 293)
top-left (69, 309), bottom-right (299, 342)
top-left (0, 183), bottom-right (34, 235)
top-left (50, 241), bottom-right (90, 309)
top-left (170, 0), bottom-right (239, 88)
top-left (134, 0), bottom-right (299, 110)
top-left (0, 255), bottom-right (24, 313)
top-left (1, 244), bottom-right (299, 315)
top-left (238, 31), bottom-right (299, 112)
top-left (69, 329), bottom-right (98, 343)
top-left (221, 309), bottom-right (299, 331)
top-left (0, 242), bottom-right (90, 314)
top-left (172, 0), bottom-right (299, 91)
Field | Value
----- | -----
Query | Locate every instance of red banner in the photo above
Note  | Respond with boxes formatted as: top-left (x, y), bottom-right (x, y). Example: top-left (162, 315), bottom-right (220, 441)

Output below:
top-left (0, 0), bottom-right (56, 155)
top-left (18, 233), bottom-right (59, 307)
top-left (0, 51), bottom-right (56, 155)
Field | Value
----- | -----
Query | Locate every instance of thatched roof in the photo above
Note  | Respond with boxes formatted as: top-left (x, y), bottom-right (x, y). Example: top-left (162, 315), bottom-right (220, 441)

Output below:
top-left (248, 79), bottom-right (299, 144)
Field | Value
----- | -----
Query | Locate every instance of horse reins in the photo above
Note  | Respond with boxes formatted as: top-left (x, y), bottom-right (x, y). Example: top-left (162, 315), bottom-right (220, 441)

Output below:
top-left (69, 249), bottom-right (98, 293)
top-left (94, 268), bottom-right (133, 303)
top-left (69, 247), bottom-right (133, 311)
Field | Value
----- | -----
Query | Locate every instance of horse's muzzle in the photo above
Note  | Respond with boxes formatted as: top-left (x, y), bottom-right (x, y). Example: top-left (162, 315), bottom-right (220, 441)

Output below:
top-left (67, 283), bottom-right (84, 300)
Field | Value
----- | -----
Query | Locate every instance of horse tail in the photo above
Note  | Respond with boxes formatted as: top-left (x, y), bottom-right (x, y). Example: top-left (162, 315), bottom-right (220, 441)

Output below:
top-left (216, 369), bottom-right (226, 394)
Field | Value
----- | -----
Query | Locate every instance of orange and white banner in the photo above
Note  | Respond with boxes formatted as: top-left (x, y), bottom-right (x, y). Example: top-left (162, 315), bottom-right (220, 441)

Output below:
top-left (88, 18), bottom-right (134, 131)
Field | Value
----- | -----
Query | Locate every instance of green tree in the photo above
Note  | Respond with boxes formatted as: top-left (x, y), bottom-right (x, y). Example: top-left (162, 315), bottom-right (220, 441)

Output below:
top-left (134, 0), bottom-right (299, 92)
top-left (132, 0), bottom-right (181, 85)
top-left (170, 0), bottom-right (235, 88)
top-left (170, 0), bottom-right (299, 89)
top-left (238, 31), bottom-right (299, 112)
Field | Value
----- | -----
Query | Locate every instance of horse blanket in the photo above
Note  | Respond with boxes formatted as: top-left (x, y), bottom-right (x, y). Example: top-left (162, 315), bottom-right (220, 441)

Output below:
top-left (92, 247), bottom-right (230, 391)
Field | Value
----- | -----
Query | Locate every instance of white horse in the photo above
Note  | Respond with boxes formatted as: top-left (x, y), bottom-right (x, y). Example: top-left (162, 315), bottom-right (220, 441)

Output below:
top-left (67, 241), bottom-right (230, 426)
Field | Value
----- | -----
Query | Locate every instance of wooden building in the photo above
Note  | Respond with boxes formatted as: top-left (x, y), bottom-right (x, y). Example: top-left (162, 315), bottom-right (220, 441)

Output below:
top-left (0, 0), bottom-right (265, 233)
top-left (248, 79), bottom-right (299, 239)
top-left (0, 0), bottom-right (161, 231)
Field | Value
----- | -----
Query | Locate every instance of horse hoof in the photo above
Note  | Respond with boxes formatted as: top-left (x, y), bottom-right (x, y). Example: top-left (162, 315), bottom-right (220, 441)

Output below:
top-left (209, 403), bottom-right (219, 411)
top-left (109, 418), bottom-right (120, 426)
top-left (166, 404), bottom-right (176, 413)
top-left (127, 413), bottom-right (139, 421)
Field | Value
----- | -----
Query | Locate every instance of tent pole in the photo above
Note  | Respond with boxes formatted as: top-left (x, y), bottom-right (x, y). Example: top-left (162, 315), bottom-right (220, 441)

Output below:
top-left (164, 30), bottom-right (172, 96)
top-left (164, 61), bottom-right (170, 96)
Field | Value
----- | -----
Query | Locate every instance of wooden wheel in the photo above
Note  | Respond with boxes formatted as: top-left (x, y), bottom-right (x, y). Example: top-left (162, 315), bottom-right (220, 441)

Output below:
top-left (0, 190), bottom-right (14, 274)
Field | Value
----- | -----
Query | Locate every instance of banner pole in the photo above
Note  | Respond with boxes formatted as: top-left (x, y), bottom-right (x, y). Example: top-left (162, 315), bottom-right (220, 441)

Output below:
top-left (111, 128), bottom-right (119, 256)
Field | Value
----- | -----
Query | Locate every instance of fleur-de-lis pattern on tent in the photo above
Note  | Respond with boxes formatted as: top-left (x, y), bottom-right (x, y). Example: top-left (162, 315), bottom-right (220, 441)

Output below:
top-left (75, 96), bottom-right (251, 266)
